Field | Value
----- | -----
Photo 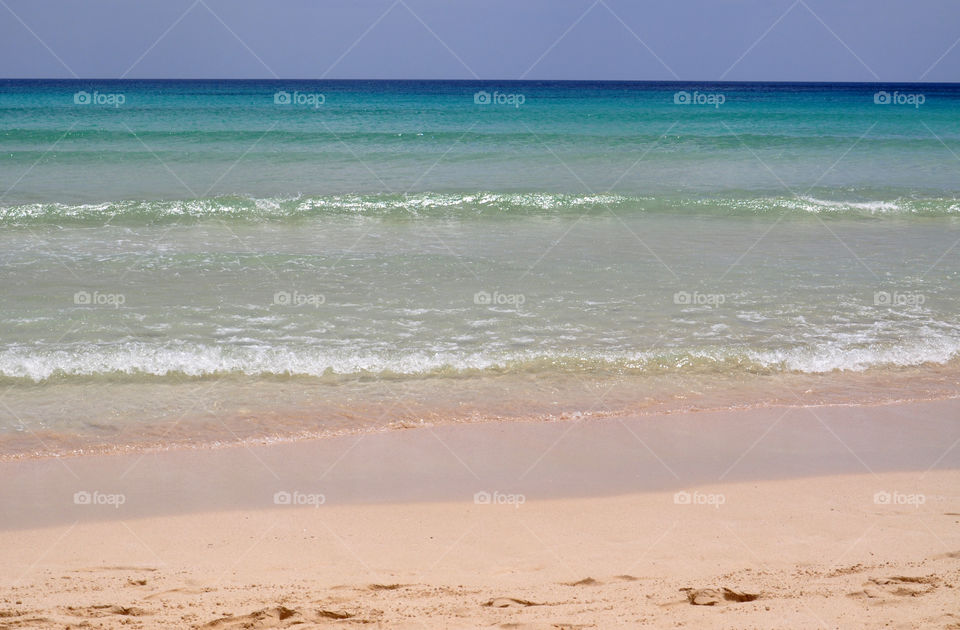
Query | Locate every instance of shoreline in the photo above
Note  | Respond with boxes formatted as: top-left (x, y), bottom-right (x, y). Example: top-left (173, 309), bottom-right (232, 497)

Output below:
top-left (2, 396), bottom-right (958, 528)
top-left (3, 383), bottom-right (959, 463)
top-left (1, 397), bottom-right (958, 627)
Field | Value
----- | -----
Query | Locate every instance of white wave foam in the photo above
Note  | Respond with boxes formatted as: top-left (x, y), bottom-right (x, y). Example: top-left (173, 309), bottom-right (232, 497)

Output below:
top-left (749, 335), bottom-right (960, 373)
top-left (0, 344), bottom-right (502, 382)
top-left (1, 337), bottom-right (959, 383)
top-left (3, 193), bottom-right (959, 223)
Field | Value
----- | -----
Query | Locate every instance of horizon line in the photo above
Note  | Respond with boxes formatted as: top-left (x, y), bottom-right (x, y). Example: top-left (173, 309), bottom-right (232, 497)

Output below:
top-left (2, 78), bottom-right (959, 85)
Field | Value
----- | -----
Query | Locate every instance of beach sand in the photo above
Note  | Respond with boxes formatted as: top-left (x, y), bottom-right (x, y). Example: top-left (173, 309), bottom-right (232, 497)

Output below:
top-left (1, 399), bottom-right (959, 628)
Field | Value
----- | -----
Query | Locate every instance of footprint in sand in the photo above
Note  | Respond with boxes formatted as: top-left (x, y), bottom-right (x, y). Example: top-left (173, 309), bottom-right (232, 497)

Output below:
top-left (847, 575), bottom-right (939, 600)
top-left (202, 606), bottom-right (301, 629)
top-left (683, 587), bottom-right (761, 606)
top-left (202, 606), bottom-right (358, 628)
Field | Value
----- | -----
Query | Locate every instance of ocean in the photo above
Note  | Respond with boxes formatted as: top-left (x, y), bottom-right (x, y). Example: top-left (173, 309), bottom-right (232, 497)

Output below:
top-left (1, 79), bottom-right (959, 457)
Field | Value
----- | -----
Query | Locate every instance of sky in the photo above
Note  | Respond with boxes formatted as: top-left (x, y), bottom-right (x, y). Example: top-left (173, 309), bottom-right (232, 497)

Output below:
top-left (0, 0), bottom-right (958, 82)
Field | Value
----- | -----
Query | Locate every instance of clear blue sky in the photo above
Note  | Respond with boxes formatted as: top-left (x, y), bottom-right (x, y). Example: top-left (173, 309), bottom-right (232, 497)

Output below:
top-left (1, 0), bottom-right (958, 81)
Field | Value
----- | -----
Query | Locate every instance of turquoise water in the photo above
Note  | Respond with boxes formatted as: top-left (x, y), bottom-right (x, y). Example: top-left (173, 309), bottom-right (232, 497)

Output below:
top-left (2, 80), bottom-right (959, 455)
top-left (3, 80), bottom-right (960, 203)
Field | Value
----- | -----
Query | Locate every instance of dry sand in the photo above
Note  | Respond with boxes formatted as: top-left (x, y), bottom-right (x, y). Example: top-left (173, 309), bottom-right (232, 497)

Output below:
top-left (1, 399), bottom-right (959, 628)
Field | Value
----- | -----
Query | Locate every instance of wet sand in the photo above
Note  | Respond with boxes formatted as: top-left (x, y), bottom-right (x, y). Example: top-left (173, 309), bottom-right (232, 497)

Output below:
top-left (1, 399), bottom-right (959, 628)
